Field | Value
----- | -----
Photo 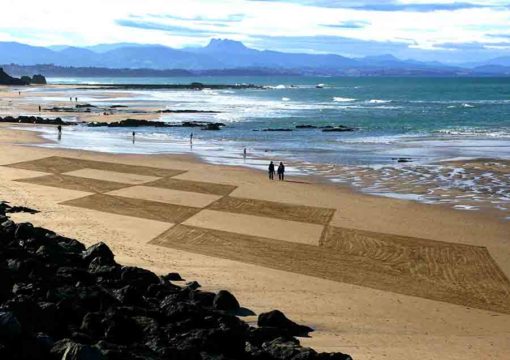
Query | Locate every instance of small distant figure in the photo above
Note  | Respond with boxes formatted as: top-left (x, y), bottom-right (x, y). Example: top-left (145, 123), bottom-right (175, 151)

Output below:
top-left (75, 97), bottom-right (78, 102)
top-left (243, 148), bottom-right (247, 158)
top-left (190, 132), bottom-right (193, 144)
top-left (38, 105), bottom-right (41, 112)
top-left (18, 91), bottom-right (21, 96)
top-left (69, 97), bottom-right (72, 102)
top-left (132, 131), bottom-right (136, 144)
top-left (277, 162), bottom-right (285, 181)
top-left (268, 161), bottom-right (275, 180)
top-left (57, 125), bottom-right (62, 141)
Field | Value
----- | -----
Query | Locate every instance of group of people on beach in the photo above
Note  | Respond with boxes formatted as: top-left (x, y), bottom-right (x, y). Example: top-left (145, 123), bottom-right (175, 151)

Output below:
top-left (268, 161), bottom-right (285, 181)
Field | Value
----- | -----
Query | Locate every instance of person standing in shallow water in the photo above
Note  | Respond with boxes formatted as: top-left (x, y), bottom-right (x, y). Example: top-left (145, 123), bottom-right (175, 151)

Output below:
top-left (277, 162), bottom-right (285, 181)
top-left (57, 125), bottom-right (62, 141)
top-left (132, 131), bottom-right (136, 144)
top-left (268, 161), bottom-right (275, 180)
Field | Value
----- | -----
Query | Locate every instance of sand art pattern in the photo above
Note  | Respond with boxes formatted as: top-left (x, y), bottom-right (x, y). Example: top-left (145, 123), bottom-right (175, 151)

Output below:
top-left (6, 156), bottom-right (510, 314)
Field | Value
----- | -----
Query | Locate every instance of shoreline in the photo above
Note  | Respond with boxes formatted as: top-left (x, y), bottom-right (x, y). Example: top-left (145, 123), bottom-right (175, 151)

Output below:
top-left (13, 121), bottom-right (510, 221)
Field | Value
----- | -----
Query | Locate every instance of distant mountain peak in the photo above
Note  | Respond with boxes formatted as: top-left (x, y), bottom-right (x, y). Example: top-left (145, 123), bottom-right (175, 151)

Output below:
top-left (363, 54), bottom-right (400, 61)
top-left (205, 38), bottom-right (248, 52)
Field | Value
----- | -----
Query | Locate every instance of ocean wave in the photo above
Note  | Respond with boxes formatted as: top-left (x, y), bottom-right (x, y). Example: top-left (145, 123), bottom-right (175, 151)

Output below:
top-left (435, 128), bottom-right (510, 138)
top-left (333, 97), bottom-right (356, 102)
top-left (367, 99), bottom-right (391, 104)
top-left (282, 97), bottom-right (291, 102)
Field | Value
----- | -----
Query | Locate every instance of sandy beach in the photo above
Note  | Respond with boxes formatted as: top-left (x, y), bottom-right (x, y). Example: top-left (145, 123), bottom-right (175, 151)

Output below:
top-left (1, 86), bottom-right (510, 360)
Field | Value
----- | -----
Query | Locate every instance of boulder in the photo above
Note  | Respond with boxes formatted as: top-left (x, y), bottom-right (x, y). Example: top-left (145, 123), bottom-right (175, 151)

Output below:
top-left (0, 311), bottom-right (22, 339)
top-left (213, 290), bottom-right (240, 312)
top-left (82, 242), bottom-right (115, 265)
top-left (257, 310), bottom-right (314, 337)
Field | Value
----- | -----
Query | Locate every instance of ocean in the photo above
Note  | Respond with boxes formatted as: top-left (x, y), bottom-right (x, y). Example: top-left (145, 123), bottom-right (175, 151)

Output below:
top-left (18, 76), bottom-right (510, 216)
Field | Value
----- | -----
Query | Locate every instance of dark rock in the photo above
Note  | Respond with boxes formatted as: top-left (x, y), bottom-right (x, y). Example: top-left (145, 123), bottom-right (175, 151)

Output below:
top-left (8, 206), bottom-right (40, 214)
top-left (31, 74), bottom-right (47, 85)
top-left (119, 266), bottom-right (160, 291)
top-left (258, 310), bottom-right (314, 337)
top-left (322, 126), bottom-right (355, 132)
top-left (0, 116), bottom-right (72, 126)
top-left (0, 68), bottom-right (26, 85)
top-left (262, 338), bottom-right (315, 360)
top-left (82, 242), bottom-right (115, 265)
top-left (162, 272), bottom-right (183, 281)
top-left (201, 123), bottom-right (222, 131)
top-left (185, 281), bottom-right (201, 290)
top-left (76, 104), bottom-right (96, 108)
top-left (51, 339), bottom-right (105, 360)
top-left (21, 75), bottom-right (32, 84)
top-left (103, 313), bottom-right (143, 344)
top-left (189, 290), bottom-right (216, 307)
top-left (296, 125), bottom-right (318, 129)
top-left (262, 128), bottom-right (293, 132)
top-left (213, 290), bottom-right (240, 312)
top-left (393, 157), bottom-right (412, 163)
top-left (0, 311), bottom-right (22, 339)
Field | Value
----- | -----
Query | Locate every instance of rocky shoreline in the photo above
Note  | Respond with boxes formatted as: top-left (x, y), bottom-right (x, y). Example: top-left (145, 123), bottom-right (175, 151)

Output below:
top-left (0, 116), bottom-right (74, 126)
top-left (0, 200), bottom-right (352, 360)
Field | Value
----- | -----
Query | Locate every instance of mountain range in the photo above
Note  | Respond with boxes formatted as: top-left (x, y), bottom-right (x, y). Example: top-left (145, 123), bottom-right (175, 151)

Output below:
top-left (1, 39), bottom-right (510, 76)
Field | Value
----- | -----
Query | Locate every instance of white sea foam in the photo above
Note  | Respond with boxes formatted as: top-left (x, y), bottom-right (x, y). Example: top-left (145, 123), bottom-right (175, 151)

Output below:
top-left (333, 97), bottom-right (356, 102)
top-left (368, 99), bottom-right (391, 104)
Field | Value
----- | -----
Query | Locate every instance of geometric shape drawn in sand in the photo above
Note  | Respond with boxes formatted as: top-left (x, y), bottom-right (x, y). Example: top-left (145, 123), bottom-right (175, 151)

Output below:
top-left (15, 174), bottom-right (129, 193)
top-left (61, 194), bottom-right (200, 224)
top-left (107, 186), bottom-right (222, 208)
top-left (63, 168), bottom-right (160, 185)
top-left (208, 196), bottom-right (335, 225)
top-left (145, 178), bottom-right (237, 196)
top-left (182, 209), bottom-right (324, 245)
top-left (6, 156), bottom-right (185, 177)
top-left (6, 156), bottom-right (86, 174)
top-left (321, 226), bottom-right (510, 314)
top-left (151, 224), bottom-right (510, 314)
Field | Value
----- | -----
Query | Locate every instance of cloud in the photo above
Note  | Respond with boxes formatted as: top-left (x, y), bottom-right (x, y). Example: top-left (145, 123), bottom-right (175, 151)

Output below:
top-left (248, 0), bottom-right (491, 12)
top-left (322, 21), bottom-right (370, 29)
top-left (116, 19), bottom-right (214, 37)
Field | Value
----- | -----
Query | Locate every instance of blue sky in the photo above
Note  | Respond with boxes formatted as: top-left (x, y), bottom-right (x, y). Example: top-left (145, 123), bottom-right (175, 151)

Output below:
top-left (1, 0), bottom-right (510, 63)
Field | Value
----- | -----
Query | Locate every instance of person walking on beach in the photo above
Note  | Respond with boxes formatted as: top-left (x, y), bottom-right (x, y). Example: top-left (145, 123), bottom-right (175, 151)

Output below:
top-left (57, 125), bottom-right (62, 140)
top-left (69, 97), bottom-right (72, 102)
top-left (75, 97), bottom-right (78, 102)
top-left (243, 148), bottom-right (247, 158)
top-left (190, 132), bottom-right (193, 145)
top-left (38, 105), bottom-right (41, 112)
top-left (268, 161), bottom-right (275, 180)
top-left (132, 131), bottom-right (136, 144)
top-left (277, 162), bottom-right (285, 181)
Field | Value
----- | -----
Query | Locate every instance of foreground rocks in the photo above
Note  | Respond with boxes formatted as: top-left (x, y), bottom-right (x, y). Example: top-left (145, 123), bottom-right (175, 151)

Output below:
top-left (0, 202), bottom-right (352, 360)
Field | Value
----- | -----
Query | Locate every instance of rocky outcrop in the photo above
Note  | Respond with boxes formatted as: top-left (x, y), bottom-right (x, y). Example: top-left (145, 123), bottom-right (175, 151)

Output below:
top-left (0, 116), bottom-right (75, 125)
top-left (88, 119), bottom-right (226, 130)
top-left (0, 69), bottom-right (47, 85)
top-left (0, 200), bottom-right (353, 360)
top-left (31, 74), bottom-right (47, 85)
top-left (0, 68), bottom-right (26, 85)
top-left (322, 125), bottom-right (356, 132)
